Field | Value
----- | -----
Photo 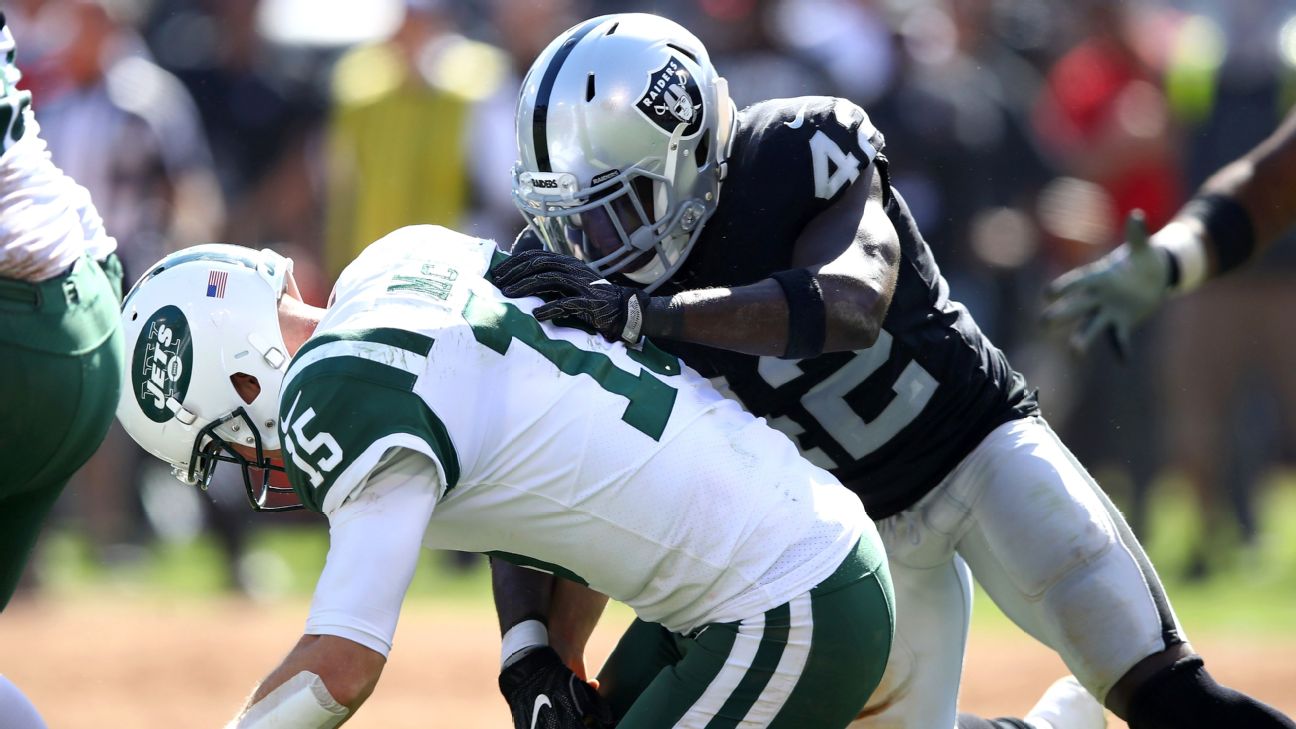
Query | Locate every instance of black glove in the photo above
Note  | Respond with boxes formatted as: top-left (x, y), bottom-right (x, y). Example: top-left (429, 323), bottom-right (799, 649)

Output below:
top-left (499, 646), bottom-right (615, 729)
top-left (492, 249), bottom-right (649, 344)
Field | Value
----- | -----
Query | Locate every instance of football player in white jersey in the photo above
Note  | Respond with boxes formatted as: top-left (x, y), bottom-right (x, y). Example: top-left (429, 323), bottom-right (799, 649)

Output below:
top-left (0, 15), bottom-right (125, 728)
top-left (115, 225), bottom-right (895, 728)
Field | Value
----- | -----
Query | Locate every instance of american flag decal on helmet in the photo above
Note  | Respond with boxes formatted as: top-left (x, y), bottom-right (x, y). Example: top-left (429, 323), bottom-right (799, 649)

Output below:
top-left (206, 270), bottom-right (228, 298)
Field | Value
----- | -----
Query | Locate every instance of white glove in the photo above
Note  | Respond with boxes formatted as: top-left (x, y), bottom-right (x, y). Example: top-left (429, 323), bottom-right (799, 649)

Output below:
top-left (1042, 211), bottom-right (1173, 358)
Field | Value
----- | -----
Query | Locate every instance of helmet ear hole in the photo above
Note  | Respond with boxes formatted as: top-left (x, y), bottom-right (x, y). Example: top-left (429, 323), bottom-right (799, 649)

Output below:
top-left (230, 373), bottom-right (261, 405)
top-left (695, 131), bottom-right (710, 171)
top-left (631, 176), bottom-right (656, 223)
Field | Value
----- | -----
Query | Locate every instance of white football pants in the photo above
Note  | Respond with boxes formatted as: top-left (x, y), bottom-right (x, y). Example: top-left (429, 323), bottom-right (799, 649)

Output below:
top-left (853, 415), bottom-right (1184, 729)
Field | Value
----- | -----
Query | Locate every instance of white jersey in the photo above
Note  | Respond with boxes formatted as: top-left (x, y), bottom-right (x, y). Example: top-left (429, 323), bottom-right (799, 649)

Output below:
top-left (0, 112), bottom-right (116, 282)
top-left (278, 225), bottom-right (868, 633)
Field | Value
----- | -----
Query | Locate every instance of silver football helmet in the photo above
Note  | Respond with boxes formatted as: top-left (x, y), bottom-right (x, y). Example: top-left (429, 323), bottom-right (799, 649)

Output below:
top-left (117, 244), bottom-right (301, 511)
top-left (512, 13), bottom-right (735, 292)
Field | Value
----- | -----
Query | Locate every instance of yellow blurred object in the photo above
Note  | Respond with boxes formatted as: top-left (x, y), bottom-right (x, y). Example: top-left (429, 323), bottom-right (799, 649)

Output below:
top-left (324, 37), bottom-right (507, 281)
top-left (1165, 14), bottom-right (1225, 125)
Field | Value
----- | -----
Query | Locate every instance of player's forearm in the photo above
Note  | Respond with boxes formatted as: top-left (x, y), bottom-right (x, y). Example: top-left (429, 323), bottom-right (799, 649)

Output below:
top-left (1199, 112), bottom-right (1296, 260)
top-left (1166, 108), bottom-right (1296, 286)
top-left (547, 579), bottom-right (610, 679)
top-left (644, 280), bottom-right (789, 356)
top-left (490, 563), bottom-right (606, 677)
top-left (233, 634), bottom-right (382, 727)
top-left (490, 558), bottom-right (555, 634)
top-left (644, 275), bottom-right (887, 357)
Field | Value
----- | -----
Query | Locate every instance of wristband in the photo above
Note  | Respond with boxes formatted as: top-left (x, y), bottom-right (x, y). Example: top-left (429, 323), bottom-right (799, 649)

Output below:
top-left (500, 619), bottom-right (549, 670)
top-left (1153, 221), bottom-right (1208, 293)
top-left (770, 268), bottom-right (826, 360)
top-left (1182, 193), bottom-right (1257, 276)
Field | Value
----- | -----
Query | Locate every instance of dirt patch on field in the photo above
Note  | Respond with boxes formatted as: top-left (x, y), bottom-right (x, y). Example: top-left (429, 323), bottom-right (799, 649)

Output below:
top-left (1, 596), bottom-right (1291, 727)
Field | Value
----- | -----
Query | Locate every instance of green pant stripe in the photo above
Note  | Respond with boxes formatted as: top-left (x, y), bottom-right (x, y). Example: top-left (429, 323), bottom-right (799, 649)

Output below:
top-left (648, 623), bottom-right (741, 727)
top-left (747, 592), bottom-right (815, 724)
top-left (704, 603), bottom-right (791, 728)
top-left (767, 564), bottom-right (895, 729)
top-left (681, 615), bottom-right (768, 724)
top-left (606, 539), bottom-right (896, 729)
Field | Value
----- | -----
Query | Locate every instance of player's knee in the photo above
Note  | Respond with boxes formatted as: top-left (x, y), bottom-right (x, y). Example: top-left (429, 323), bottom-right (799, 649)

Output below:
top-left (1125, 656), bottom-right (1295, 729)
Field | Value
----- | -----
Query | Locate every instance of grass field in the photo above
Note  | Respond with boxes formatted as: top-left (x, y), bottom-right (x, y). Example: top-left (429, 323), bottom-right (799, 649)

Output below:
top-left (5, 475), bottom-right (1294, 727)
top-left (35, 471), bottom-right (1296, 631)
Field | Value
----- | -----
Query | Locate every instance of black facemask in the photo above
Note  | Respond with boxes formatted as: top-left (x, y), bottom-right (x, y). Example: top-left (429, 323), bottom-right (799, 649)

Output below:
top-left (188, 408), bottom-right (301, 512)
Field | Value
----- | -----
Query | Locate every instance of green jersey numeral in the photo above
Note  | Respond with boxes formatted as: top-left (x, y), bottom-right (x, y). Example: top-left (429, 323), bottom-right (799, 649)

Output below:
top-left (463, 292), bottom-right (679, 440)
top-left (387, 262), bottom-right (459, 301)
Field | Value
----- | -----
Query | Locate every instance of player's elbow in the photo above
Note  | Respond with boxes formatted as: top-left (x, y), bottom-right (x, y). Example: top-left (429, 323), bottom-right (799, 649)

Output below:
top-left (306, 636), bottom-right (388, 711)
top-left (323, 671), bottom-right (380, 712)
top-left (825, 284), bottom-right (889, 351)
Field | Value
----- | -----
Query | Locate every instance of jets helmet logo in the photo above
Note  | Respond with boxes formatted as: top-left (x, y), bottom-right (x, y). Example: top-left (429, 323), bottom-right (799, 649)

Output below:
top-left (132, 305), bottom-right (194, 423)
top-left (636, 56), bottom-right (704, 138)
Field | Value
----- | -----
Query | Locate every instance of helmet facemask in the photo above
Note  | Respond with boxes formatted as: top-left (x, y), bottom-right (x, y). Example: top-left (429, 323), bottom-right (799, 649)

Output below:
top-left (189, 407), bottom-right (299, 512)
top-left (514, 154), bottom-right (705, 281)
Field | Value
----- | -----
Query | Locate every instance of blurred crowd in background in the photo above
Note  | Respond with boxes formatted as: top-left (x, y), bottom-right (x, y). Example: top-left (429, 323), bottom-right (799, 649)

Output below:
top-left (6, 0), bottom-right (1295, 593)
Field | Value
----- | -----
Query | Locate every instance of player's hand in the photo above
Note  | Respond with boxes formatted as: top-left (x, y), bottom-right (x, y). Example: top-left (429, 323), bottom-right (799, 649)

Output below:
top-left (499, 646), bottom-right (616, 729)
top-left (492, 249), bottom-right (648, 344)
top-left (1041, 211), bottom-right (1171, 358)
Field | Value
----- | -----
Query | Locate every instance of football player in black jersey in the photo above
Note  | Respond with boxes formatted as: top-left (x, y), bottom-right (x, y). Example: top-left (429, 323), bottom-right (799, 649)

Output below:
top-left (487, 12), bottom-right (1296, 729)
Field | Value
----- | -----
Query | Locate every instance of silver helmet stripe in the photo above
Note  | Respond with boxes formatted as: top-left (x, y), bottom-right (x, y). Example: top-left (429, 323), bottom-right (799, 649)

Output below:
top-left (532, 17), bottom-right (605, 172)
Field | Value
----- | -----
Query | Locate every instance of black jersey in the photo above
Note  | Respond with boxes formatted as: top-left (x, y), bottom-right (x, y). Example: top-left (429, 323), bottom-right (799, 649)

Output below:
top-left (657, 96), bottom-right (1039, 519)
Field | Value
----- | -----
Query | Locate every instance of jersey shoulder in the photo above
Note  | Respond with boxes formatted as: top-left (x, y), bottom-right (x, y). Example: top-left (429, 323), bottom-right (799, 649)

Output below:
top-left (328, 224), bottom-right (497, 313)
top-left (680, 96), bottom-right (885, 285)
top-left (732, 96), bottom-right (884, 203)
top-left (277, 327), bottom-right (459, 513)
top-left (337, 225), bottom-right (492, 287)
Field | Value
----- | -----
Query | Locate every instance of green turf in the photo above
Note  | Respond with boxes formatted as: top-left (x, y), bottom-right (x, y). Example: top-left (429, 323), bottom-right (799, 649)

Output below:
top-left (31, 476), bottom-right (1296, 634)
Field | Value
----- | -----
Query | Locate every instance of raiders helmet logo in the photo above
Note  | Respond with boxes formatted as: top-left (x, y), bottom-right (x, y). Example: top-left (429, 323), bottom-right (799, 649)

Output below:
top-left (132, 305), bottom-right (194, 423)
top-left (635, 56), bottom-right (704, 138)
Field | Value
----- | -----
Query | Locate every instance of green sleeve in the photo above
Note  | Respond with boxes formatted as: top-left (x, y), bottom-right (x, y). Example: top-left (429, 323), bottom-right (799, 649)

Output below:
top-left (278, 339), bottom-right (459, 513)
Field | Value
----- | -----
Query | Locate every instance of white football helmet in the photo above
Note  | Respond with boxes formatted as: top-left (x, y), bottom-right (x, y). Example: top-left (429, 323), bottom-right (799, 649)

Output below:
top-left (116, 244), bottom-right (300, 511)
top-left (512, 13), bottom-right (735, 292)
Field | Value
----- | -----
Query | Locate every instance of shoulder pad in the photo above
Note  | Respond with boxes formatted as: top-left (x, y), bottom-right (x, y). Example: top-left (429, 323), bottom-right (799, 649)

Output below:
top-left (278, 330), bottom-right (457, 512)
top-left (752, 97), bottom-right (884, 202)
